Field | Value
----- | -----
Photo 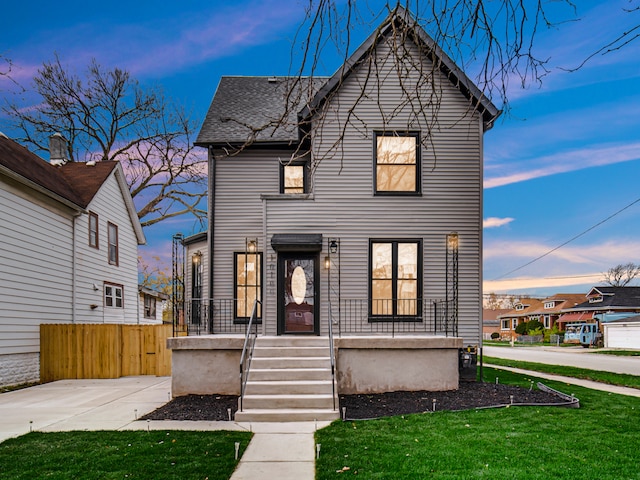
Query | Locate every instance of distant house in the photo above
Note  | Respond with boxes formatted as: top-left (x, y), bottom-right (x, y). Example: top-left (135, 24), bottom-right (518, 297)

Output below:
top-left (169, 6), bottom-right (500, 420)
top-left (0, 133), bottom-right (145, 387)
top-left (559, 286), bottom-right (640, 330)
top-left (482, 308), bottom-right (510, 339)
top-left (528, 293), bottom-right (586, 330)
top-left (138, 286), bottom-right (168, 324)
top-left (497, 298), bottom-right (544, 339)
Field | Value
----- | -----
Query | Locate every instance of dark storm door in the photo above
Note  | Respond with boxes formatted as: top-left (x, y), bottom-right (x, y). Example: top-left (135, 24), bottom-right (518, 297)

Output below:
top-left (278, 253), bottom-right (319, 334)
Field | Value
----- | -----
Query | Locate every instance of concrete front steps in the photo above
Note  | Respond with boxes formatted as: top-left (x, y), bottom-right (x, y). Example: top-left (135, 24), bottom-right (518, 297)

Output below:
top-left (234, 336), bottom-right (339, 422)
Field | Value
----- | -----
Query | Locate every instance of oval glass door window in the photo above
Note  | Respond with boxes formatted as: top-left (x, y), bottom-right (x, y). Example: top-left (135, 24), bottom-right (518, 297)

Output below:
top-left (291, 266), bottom-right (307, 304)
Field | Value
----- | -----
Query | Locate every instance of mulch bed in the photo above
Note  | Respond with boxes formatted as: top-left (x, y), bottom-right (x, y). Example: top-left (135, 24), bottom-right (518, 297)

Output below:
top-left (142, 381), bottom-right (569, 422)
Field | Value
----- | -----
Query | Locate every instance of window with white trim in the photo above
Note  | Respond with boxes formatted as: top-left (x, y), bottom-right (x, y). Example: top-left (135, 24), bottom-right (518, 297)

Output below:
top-left (144, 295), bottom-right (157, 318)
top-left (105, 284), bottom-right (123, 308)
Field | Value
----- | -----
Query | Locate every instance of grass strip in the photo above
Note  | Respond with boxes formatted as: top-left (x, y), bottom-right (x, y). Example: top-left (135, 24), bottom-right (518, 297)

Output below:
top-left (316, 368), bottom-right (640, 480)
top-left (0, 430), bottom-right (252, 480)
top-left (484, 356), bottom-right (640, 390)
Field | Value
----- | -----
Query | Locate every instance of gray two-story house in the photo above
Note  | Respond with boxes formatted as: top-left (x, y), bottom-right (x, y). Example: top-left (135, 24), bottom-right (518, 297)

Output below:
top-left (168, 6), bottom-right (500, 421)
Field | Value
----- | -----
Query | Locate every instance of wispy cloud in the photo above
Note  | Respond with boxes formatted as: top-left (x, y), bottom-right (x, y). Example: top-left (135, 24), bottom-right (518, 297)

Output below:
top-left (483, 273), bottom-right (603, 294)
top-left (2, 0), bottom-right (305, 85)
top-left (485, 141), bottom-right (640, 189)
top-left (483, 217), bottom-right (514, 229)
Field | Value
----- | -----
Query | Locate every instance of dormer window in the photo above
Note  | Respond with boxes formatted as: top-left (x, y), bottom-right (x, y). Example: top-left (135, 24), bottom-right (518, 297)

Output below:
top-left (544, 302), bottom-right (554, 309)
top-left (589, 295), bottom-right (603, 303)
top-left (515, 304), bottom-right (524, 311)
top-left (281, 162), bottom-right (306, 194)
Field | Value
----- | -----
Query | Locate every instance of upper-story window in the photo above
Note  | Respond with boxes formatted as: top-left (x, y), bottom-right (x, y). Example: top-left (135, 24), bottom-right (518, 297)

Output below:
top-left (544, 301), bottom-right (554, 309)
top-left (589, 295), bottom-right (603, 303)
top-left (107, 222), bottom-right (119, 266)
top-left (374, 132), bottom-right (420, 195)
top-left (89, 212), bottom-right (99, 249)
top-left (281, 162), bottom-right (306, 194)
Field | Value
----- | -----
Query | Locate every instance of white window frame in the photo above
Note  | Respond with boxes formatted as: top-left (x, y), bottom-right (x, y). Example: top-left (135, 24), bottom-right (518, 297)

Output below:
top-left (105, 283), bottom-right (123, 308)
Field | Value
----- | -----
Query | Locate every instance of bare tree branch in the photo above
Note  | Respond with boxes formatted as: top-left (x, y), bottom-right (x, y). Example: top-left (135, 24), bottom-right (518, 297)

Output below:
top-left (602, 263), bottom-right (640, 287)
top-left (2, 55), bottom-right (207, 228)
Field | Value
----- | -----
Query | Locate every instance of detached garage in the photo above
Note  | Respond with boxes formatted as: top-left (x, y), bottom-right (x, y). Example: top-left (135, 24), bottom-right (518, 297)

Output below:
top-left (604, 315), bottom-right (640, 350)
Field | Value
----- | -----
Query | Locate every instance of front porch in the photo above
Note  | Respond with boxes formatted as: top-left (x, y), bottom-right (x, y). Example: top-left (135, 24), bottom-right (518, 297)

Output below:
top-left (168, 332), bottom-right (463, 421)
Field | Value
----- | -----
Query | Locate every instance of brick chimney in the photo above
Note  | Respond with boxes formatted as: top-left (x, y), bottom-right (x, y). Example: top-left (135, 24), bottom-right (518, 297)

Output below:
top-left (49, 133), bottom-right (69, 166)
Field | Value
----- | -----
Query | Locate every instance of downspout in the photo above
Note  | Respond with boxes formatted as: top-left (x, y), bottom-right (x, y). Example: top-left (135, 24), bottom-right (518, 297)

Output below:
top-left (262, 192), bottom-right (267, 336)
top-left (71, 212), bottom-right (82, 323)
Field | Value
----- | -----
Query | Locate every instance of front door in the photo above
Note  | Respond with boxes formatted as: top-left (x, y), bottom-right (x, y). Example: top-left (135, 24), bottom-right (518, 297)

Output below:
top-left (278, 253), bottom-right (319, 334)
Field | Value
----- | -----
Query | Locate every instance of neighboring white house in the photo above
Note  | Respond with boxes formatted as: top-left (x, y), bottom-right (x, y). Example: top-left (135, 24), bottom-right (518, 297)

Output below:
top-left (138, 286), bottom-right (169, 324)
top-left (0, 133), bottom-right (145, 387)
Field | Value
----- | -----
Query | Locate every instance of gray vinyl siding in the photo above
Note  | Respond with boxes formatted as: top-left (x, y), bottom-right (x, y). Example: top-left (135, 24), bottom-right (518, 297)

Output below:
top-left (211, 41), bottom-right (484, 343)
top-left (0, 178), bottom-right (75, 354)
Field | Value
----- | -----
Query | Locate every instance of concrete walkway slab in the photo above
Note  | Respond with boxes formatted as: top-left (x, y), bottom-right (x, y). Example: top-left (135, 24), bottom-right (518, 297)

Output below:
top-left (0, 376), bottom-right (171, 443)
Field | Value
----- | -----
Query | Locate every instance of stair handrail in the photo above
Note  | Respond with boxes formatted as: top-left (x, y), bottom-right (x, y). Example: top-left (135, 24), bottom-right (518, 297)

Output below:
top-left (239, 299), bottom-right (261, 412)
top-left (328, 301), bottom-right (337, 411)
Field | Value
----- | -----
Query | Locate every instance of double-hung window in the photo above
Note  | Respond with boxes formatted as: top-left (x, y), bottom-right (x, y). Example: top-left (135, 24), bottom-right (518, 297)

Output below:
top-left (107, 222), bottom-right (119, 266)
top-left (144, 295), bottom-right (157, 319)
top-left (374, 132), bottom-right (420, 194)
top-left (105, 283), bottom-right (123, 308)
top-left (89, 212), bottom-right (99, 248)
top-left (234, 252), bottom-right (262, 322)
top-left (281, 162), bottom-right (306, 194)
top-left (369, 239), bottom-right (422, 320)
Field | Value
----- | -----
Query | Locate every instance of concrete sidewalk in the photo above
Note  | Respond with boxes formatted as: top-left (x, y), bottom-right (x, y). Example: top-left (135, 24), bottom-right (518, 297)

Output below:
top-left (0, 376), bottom-right (328, 479)
top-left (486, 364), bottom-right (640, 398)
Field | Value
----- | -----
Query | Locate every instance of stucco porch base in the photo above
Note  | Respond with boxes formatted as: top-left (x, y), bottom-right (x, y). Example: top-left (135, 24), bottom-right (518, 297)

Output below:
top-left (167, 335), bottom-right (245, 396)
top-left (167, 335), bottom-right (463, 397)
top-left (334, 336), bottom-right (463, 394)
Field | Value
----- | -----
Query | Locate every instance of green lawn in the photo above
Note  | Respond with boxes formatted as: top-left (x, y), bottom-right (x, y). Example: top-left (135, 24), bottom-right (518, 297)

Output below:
top-left (484, 356), bottom-right (640, 389)
top-left (315, 368), bottom-right (640, 479)
top-left (0, 430), bottom-right (252, 480)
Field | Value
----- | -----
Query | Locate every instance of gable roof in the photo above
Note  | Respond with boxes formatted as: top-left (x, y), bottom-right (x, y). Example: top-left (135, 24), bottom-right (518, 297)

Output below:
top-left (498, 298), bottom-right (545, 319)
top-left (196, 6), bottom-right (500, 147)
top-left (195, 76), bottom-right (327, 146)
top-left (0, 134), bottom-right (145, 244)
top-left (569, 286), bottom-right (640, 311)
top-left (300, 5), bottom-right (500, 130)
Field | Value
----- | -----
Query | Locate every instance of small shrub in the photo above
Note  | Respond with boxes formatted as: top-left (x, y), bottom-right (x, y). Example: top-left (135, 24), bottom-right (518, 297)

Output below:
top-left (491, 332), bottom-right (500, 340)
top-left (515, 321), bottom-right (528, 335)
top-left (526, 320), bottom-right (544, 333)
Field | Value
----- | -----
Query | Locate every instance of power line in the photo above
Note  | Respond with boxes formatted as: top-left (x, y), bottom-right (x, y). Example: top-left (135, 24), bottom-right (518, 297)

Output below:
top-left (491, 195), bottom-right (640, 281)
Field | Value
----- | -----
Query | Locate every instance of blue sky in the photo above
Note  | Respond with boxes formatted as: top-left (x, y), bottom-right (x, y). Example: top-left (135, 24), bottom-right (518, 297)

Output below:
top-left (1, 0), bottom-right (639, 298)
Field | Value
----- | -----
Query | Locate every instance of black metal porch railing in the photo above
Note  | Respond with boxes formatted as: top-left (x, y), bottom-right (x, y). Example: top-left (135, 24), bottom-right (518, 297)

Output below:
top-left (336, 299), bottom-right (457, 337)
top-left (180, 298), bottom-right (457, 337)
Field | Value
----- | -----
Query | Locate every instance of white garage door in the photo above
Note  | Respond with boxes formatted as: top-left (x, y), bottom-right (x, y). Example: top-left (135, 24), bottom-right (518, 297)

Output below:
top-left (605, 323), bottom-right (640, 349)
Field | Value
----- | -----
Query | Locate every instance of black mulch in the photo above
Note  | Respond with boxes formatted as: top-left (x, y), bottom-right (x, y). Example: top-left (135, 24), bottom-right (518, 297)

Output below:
top-left (141, 382), bottom-right (570, 422)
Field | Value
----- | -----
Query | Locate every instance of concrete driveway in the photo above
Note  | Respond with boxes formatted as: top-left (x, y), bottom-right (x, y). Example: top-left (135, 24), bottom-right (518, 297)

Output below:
top-left (0, 376), bottom-right (171, 443)
top-left (483, 345), bottom-right (640, 375)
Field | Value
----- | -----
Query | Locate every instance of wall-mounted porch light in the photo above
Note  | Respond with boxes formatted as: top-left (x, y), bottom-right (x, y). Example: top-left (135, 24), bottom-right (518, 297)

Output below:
top-left (447, 232), bottom-right (459, 251)
top-left (246, 238), bottom-right (258, 253)
top-left (324, 256), bottom-right (331, 270)
top-left (192, 250), bottom-right (202, 264)
top-left (329, 238), bottom-right (338, 254)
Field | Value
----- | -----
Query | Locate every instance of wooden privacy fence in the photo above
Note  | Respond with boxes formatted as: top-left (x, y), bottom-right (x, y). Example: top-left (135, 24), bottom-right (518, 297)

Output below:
top-left (40, 323), bottom-right (172, 383)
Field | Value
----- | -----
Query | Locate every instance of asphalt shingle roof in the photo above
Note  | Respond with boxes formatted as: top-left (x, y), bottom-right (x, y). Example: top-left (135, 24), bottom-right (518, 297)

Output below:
top-left (195, 76), bottom-right (327, 146)
top-left (0, 134), bottom-right (117, 209)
